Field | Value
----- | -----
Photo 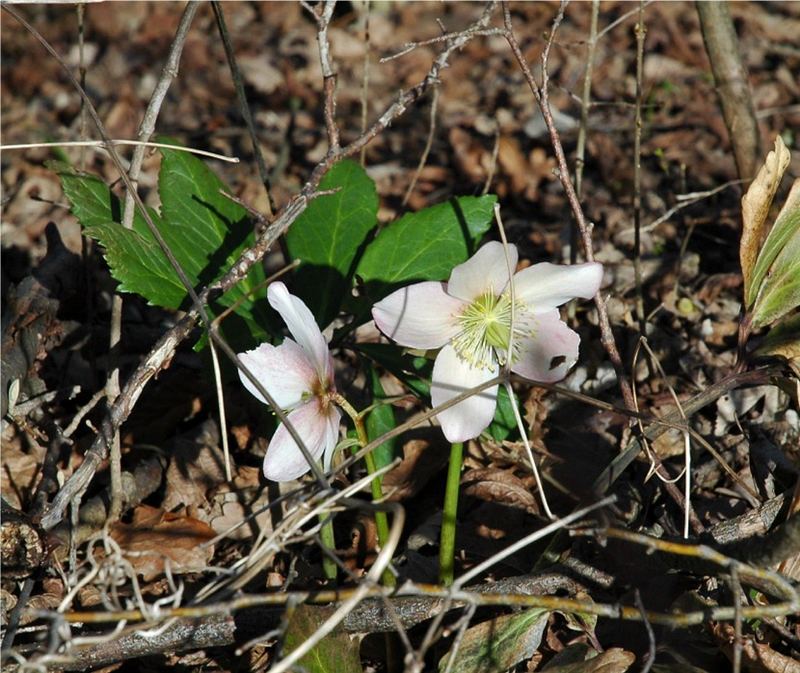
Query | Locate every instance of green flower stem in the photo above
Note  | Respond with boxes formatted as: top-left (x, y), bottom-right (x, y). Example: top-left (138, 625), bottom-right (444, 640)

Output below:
top-left (319, 516), bottom-right (338, 581)
top-left (333, 393), bottom-right (395, 588)
top-left (439, 441), bottom-right (463, 586)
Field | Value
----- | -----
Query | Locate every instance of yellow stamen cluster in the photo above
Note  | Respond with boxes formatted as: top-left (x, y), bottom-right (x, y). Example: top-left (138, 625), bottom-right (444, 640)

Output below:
top-left (451, 289), bottom-right (530, 370)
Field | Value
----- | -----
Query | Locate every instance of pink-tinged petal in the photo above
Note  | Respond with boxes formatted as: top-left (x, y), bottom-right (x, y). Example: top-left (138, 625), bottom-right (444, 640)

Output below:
top-left (263, 401), bottom-right (341, 481)
top-left (513, 262), bottom-right (603, 312)
top-left (447, 241), bottom-right (519, 302)
top-left (511, 310), bottom-right (580, 382)
top-left (238, 340), bottom-right (315, 409)
top-left (372, 282), bottom-right (463, 349)
top-left (268, 282), bottom-right (331, 381)
top-left (431, 344), bottom-right (499, 442)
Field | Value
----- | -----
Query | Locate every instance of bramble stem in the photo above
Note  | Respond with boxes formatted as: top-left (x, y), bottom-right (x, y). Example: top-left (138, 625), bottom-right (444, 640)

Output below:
top-left (439, 442), bottom-right (463, 586)
top-left (333, 393), bottom-right (395, 587)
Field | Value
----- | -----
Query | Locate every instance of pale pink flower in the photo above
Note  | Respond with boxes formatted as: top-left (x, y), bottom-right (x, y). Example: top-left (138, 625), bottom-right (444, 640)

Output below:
top-left (372, 242), bottom-right (602, 442)
top-left (238, 282), bottom-right (341, 481)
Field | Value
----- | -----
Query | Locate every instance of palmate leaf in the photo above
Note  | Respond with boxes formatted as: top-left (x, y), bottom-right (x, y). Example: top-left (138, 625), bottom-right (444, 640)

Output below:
top-left (55, 146), bottom-right (269, 343)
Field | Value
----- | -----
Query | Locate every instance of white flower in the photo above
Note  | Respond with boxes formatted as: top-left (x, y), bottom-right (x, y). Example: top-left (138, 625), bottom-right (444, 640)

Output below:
top-left (238, 282), bottom-right (341, 481)
top-left (372, 242), bottom-right (602, 442)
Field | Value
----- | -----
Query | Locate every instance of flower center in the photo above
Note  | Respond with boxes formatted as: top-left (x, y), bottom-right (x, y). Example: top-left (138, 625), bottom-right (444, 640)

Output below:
top-left (451, 289), bottom-right (529, 370)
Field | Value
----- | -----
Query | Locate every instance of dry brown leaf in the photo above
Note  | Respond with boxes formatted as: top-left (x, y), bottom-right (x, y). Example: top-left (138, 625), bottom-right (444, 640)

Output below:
top-left (383, 436), bottom-right (447, 501)
top-left (0, 426), bottom-right (43, 510)
top-left (110, 505), bottom-right (216, 581)
top-left (462, 467), bottom-right (540, 515)
top-left (542, 648), bottom-right (635, 673)
top-left (449, 127), bottom-right (487, 184)
top-left (741, 136), bottom-right (790, 303)
top-left (162, 421), bottom-right (226, 512)
top-left (712, 623), bottom-right (800, 673)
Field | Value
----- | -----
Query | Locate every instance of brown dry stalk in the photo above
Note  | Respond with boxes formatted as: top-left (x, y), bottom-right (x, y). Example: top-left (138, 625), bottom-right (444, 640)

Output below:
top-left (696, 1), bottom-right (762, 182)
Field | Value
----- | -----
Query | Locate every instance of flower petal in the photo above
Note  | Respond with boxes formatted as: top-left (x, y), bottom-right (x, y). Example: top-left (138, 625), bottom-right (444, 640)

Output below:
top-left (511, 310), bottom-right (580, 382)
top-left (513, 262), bottom-right (603, 312)
top-left (268, 282), bottom-right (331, 381)
top-left (372, 282), bottom-right (463, 349)
top-left (263, 401), bottom-right (342, 481)
top-left (447, 241), bottom-right (518, 302)
top-left (238, 340), bottom-right (315, 409)
top-left (431, 344), bottom-right (499, 442)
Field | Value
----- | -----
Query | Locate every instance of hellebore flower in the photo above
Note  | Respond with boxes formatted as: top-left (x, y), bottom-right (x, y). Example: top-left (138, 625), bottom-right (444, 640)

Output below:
top-left (372, 242), bottom-right (602, 442)
top-left (238, 282), bottom-right (341, 481)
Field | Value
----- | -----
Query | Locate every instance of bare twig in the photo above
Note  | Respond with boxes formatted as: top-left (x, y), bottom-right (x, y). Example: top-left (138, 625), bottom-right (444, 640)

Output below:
top-left (359, 0), bottom-right (371, 167)
top-left (573, 0), bottom-right (599, 259)
top-left (633, 2), bottom-right (647, 343)
top-left (211, 1), bottom-right (276, 216)
top-left (696, 0), bottom-right (762, 181)
top-left (105, 1), bottom-right (200, 523)
top-left (381, 27), bottom-right (506, 63)
top-left (731, 565), bottom-right (743, 673)
top-left (634, 589), bottom-right (656, 673)
top-left (481, 123), bottom-right (500, 195)
top-left (402, 85), bottom-right (440, 206)
top-left (304, 0), bottom-right (340, 151)
top-left (1, 140), bottom-right (238, 162)
top-left (500, 1), bottom-right (635, 411)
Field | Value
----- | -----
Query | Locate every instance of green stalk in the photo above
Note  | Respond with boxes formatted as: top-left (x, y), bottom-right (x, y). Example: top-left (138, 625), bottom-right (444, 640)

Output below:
top-left (439, 441), bottom-right (463, 586)
top-left (319, 516), bottom-right (338, 581)
top-left (334, 393), bottom-right (395, 587)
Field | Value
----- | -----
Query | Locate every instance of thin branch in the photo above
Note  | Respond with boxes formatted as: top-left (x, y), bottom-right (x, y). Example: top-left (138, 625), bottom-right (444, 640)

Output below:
top-left (1, 140), bottom-right (239, 162)
top-left (634, 589), bottom-right (656, 673)
top-left (633, 2), bottom-right (647, 343)
top-left (402, 85), bottom-right (440, 206)
top-left (304, 0), bottom-right (340, 151)
top-left (500, 1), bottom-right (635, 411)
top-left (211, 1), bottom-right (276, 216)
top-left (359, 0), bottom-right (371, 166)
top-left (573, 0), bottom-right (599, 261)
top-left (106, 1), bottom-right (200, 523)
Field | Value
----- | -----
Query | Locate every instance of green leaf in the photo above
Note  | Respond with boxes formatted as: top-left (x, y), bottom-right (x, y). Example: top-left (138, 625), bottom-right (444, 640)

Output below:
top-left (356, 343), bottom-right (432, 399)
top-left (755, 312), bottom-right (800, 363)
top-left (83, 222), bottom-right (187, 307)
top-left (366, 366), bottom-right (398, 471)
top-left (55, 147), bottom-right (270, 345)
top-left (283, 605), bottom-right (363, 673)
top-left (54, 163), bottom-right (160, 239)
top-left (752, 226), bottom-right (800, 328)
top-left (487, 384), bottom-right (517, 442)
top-left (438, 608), bottom-right (549, 673)
top-left (158, 146), bottom-right (269, 338)
top-left (287, 159), bottom-right (378, 325)
top-left (357, 195), bottom-right (497, 293)
top-left (741, 136), bottom-right (791, 307)
top-left (748, 179), bottom-right (800, 309)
